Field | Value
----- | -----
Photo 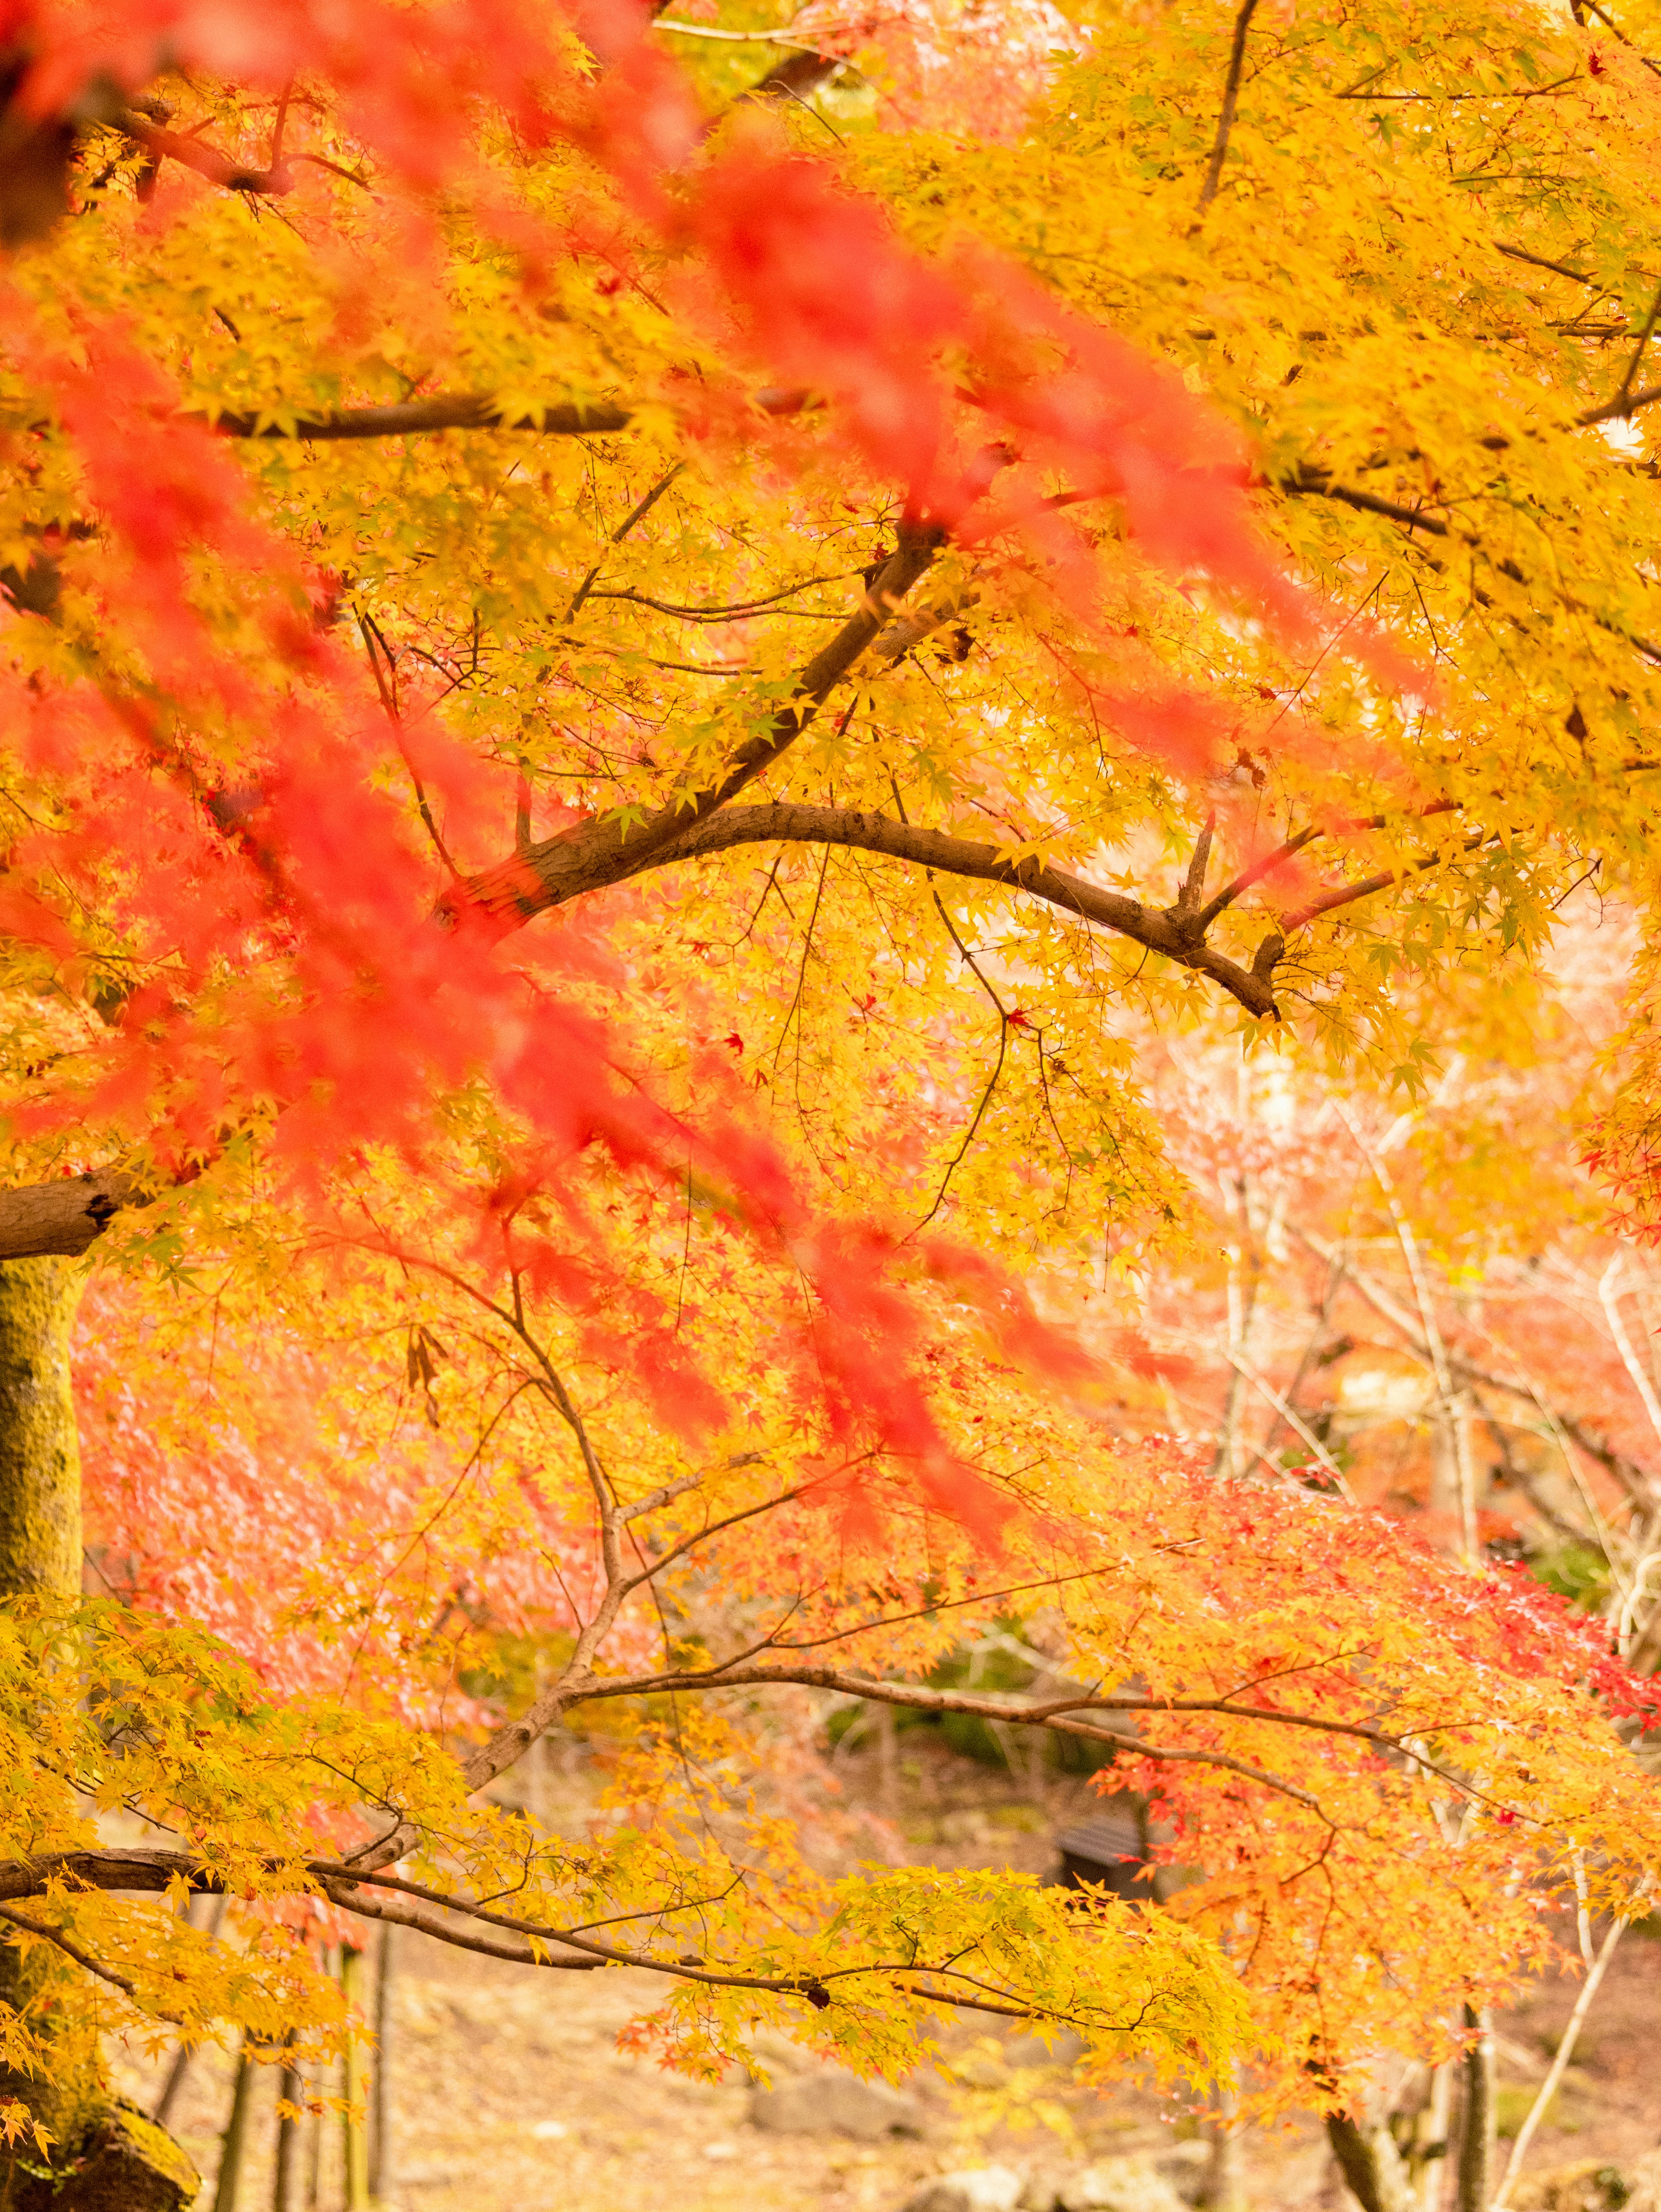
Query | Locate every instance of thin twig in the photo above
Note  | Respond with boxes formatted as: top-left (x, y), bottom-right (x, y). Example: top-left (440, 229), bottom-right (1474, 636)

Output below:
top-left (913, 892), bottom-right (1009, 1231)
top-left (356, 609), bottom-right (463, 880)
top-left (566, 463), bottom-right (685, 621)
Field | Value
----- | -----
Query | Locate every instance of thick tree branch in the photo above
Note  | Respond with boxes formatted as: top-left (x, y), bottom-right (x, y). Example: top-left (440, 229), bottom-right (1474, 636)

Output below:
top-left (114, 110), bottom-right (294, 196)
top-left (1575, 379), bottom-right (1661, 426)
top-left (597, 801), bottom-right (1284, 1017)
top-left (0, 780), bottom-right (1559, 1264)
top-left (0, 1900), bottom-right (186, 2023)
top-left (750, 47), bottom-right (847, 100)
top-left (198, 388), bottom-right (807, 442)
top-left (207, 396), bottom-right (634, 440)
top-left (0, 1170), bottom-right (134, 1261)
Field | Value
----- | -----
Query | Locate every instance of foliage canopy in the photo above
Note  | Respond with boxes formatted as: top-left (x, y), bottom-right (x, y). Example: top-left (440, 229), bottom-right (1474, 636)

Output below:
top-left (0, 0), bottom-right (1659, 2165)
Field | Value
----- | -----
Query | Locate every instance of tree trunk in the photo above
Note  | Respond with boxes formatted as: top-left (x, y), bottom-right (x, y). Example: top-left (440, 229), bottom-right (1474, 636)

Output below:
top-left (0, 1258), bottom-right (83, 1596)
top-left (152, 1895), bottom-right (226, 2129)
top-left (368, 1928), bottom-right (394, 2206)
top-left (1328, 2110), bottom-right (1417, 2212)
top-left (273, 2050), bottom-right (301, 2212)
top-left (211, 2038), bottom-right (256, 2212)
top-left (1455, 2005), bottom-right (1494, 2212)
top-left (1197, 2083), bottom-right (1246, 2212)
top-left (306, 2058), bottom-right (323, 2209)
top-left (0, 1259), bottom-right (199, 2212)
top-left (340, 1948), bottom-right (369, 2212)
top-left (1417, 2061), bottom-right (1454, 2212)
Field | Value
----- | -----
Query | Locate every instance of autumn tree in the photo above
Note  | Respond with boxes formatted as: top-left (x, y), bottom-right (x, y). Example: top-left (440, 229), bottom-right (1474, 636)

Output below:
top-left (1, 0), bottom-right (1660, 2206)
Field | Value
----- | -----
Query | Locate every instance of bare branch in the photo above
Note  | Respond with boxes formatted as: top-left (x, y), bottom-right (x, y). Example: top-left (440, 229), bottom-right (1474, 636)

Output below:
top-left (1291, 1223), bottom-right (1661, 1513)
top-left (1279, 831), bottom-right (1494, 932)
top-left (565, 462), bottom-right (686, 622)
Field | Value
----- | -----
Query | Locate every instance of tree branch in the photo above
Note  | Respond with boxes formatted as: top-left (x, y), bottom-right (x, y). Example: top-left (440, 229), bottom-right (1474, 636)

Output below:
top-left (204, 397), bottom-right (635, 440)
top-left (1576, 380), bottom-right (1661, 426)
top-left (114, 111), bottom-right (294, 196)
top-left (1494, 242), bottom-right (1600, 286)
top-left (0, 1850), bottom-right (1087, 2024)
top-left (197, 389), bottom-right (808, 443)
top-left (0, 1899), bottom-right (185, 2023)
top-left (476, 800), bottom-right (1285, 1017)
top-left (1278, 831), bottom-right (1494, 932)
top-left (462, 532), bottom-right (946, 931)
top-left (1281, 463), bottom-right (1661, 669)
top-left (0, 1170), bottom-right (135, 1261)
top-left (1290, 1223), bottom-right (1661, 1513)
top-left (1194, 0), bottom-right (1261, 216)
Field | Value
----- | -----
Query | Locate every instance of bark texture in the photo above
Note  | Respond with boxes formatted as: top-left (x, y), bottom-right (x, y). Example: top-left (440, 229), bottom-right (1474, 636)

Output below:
top-left (0, 1176), bottom-right (132, 1267)
top-left (0, 1261), bottom-right (199, 2212)
top-left (0, 1258), bottom-right (84, 1596)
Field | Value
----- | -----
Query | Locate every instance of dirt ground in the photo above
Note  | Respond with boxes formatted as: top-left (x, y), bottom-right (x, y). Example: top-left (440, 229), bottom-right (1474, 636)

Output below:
top-left (112, 1735), bottom-right (1661, 2212)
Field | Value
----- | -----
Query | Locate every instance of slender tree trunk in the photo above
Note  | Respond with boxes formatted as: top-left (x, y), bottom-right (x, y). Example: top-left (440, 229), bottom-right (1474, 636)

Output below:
top-left (151, 2043), bottom-right (194, 2132)
top-left (0, 1258), bottom-right (200, 2212)
top-left (0, 1261), bottom-right (95, 2177)
top-left (273, 2048), bottom-right (301, 2212)
top-left (212, 2037), bottom-right (257, 2212)
top-left (530, 1650), bottom-right (551, 1830)
top-left (1430, 1391), bottom-right (1480, 1563)
top-left (306, 2051), bottom-right (324, 2209)
top-left (1197, 2082), bottom-right (1246, 2212)
top-left (1492, 1912), bottom-right (1635, 2209)
top-left (340, 1948), bottom-right (370, 2212)
top-left (875, 1702), bottom-right (897, 1822)
top-left (1455, 2005), bottom-right (1494, 2212)
top-left (0, 1259), bottom-right (83, 1595)
top-left (1417, 2061), bottom-right (1454, 2212)
top-left (368, 1928), bottom-right (394, 2206)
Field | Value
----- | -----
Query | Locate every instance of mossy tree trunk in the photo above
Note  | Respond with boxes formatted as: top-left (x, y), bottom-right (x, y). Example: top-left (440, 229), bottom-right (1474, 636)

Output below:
top-left (0, 1257), bottom-right (83, 1598)
top-left (0, 1259), bottom-right (199, 2212)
